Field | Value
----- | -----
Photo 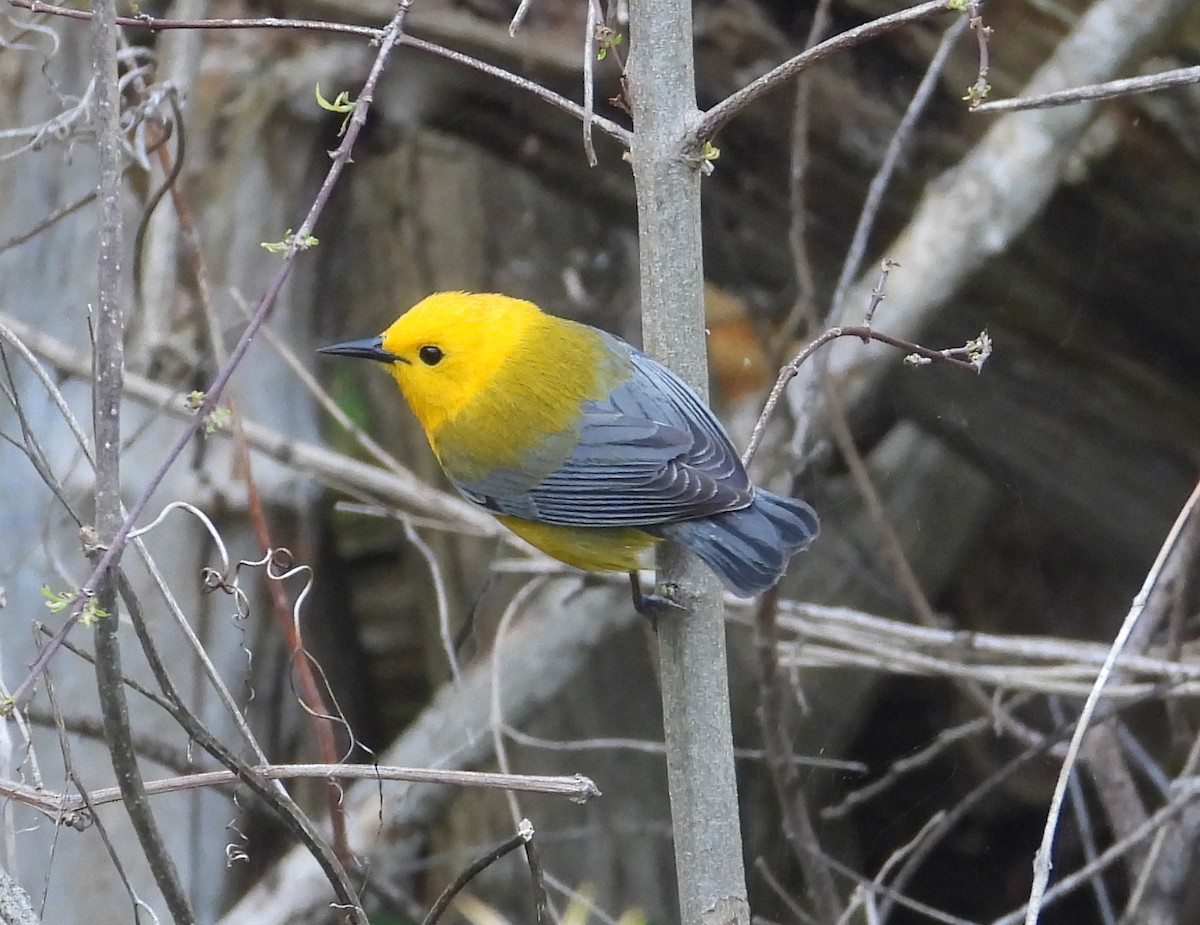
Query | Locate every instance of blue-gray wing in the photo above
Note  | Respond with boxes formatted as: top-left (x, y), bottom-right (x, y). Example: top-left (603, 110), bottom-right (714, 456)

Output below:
top-left (453, 342), bottom-right (752, 527)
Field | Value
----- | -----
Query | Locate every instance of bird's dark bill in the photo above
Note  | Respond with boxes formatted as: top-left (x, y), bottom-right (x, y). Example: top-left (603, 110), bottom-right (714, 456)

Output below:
top-left (317, 336), bottom-right (401, 364)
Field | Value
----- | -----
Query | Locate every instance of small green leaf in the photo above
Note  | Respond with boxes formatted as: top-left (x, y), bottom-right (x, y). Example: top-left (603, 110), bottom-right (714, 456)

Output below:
top-left (315, 85), bottom-right (356, 136)
top-left (205, 407), bottom-right (231, 434)
top-left (79, 597), bottom-right (109, 627)
top-left (41, 585), bottom-right (70, 613)
top-left (262, 230), bottom-right (319, 255)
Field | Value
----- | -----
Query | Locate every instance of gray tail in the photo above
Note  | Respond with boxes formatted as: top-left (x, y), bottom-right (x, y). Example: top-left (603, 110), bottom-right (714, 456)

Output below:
top-left (655, 490), bottom-right (819, 597)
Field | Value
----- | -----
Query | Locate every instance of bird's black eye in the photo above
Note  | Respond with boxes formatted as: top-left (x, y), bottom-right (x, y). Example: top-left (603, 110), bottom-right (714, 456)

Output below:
top-left (418, 345), bottom-right (444, 366)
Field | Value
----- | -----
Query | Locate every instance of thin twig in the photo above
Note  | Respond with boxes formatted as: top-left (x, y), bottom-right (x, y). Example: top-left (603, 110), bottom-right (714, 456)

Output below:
top-left (822, 714), bottom-right (996, 819)
top-left (9, 0), bottom-right (635, 148)
top-left (0, 764), bottom-right (598, 818)
top-left (838, 812), bottom-right (947, 925)
top-left (421, 821), bottom-right (536, 925)
top-left (962, 0), bottom-right (991, 108)
top-left (582, 0), bottom-right (599, 167)
top-left (774, 0), bottom-right (833, 362)
top-left (693, 0), bottom-right (950, 145)
top-left (0, 192), bottom-right (95, 254)
top-left (1048, 699), bottom-right (1117, 925)
top-left (400, 34), bottom-right (631, 146)
top-left (755, 857), bottom-right (821, 925)
top-left (114, 570), bottom-right (365, 919)
top-left (999, 779), bottom-right (1200, 925)
top-left (10, 0), bottom-right (379, 37)
top-left (231, 413), bottom-right (355, 868)
top-left (974, 64), bottom-right (1200, 113)
top-left (743, 321), bottom-right (988, 465)
top-left (829, 18), bottom-right (966, 322)
top-left (1024, 474), bottom-right (1200, 925)
top-left (401, 518), bottom-right (462, 684)
top-left (756, 586), bottom-right (842, 920)
top-left (1123, 712), bottom-right (1200, 914)
top-left (876, 695), bottom-right (1165, 923)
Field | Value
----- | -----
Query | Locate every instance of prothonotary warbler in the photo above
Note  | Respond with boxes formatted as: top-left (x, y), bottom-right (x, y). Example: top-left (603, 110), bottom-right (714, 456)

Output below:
top-left (319, 292), bottom-right (818, 598)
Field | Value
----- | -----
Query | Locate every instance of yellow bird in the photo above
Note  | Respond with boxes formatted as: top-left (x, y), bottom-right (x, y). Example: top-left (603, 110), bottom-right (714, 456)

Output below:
top-left (320, 292), bottom-right (818, 599)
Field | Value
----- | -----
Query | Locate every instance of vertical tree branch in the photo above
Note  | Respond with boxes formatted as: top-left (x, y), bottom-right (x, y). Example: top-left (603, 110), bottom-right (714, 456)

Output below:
top-left (89, 3), bottom-right (196, 922)
top-left (626, 2), bottom-right (748, 924)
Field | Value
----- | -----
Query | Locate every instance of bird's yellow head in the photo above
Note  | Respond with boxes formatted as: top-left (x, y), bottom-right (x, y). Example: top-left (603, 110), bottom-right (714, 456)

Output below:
top-left (319, 292), bottom-right (547, 435)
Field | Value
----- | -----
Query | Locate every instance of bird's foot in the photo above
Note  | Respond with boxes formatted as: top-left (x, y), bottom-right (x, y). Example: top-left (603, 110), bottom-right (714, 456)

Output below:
top-left (628, 573), bottom-right (685, 627)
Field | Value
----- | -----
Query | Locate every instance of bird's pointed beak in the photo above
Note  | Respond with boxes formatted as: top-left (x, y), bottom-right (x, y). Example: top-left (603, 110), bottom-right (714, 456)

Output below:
top-left (317, 336), bottom-right (404, 364)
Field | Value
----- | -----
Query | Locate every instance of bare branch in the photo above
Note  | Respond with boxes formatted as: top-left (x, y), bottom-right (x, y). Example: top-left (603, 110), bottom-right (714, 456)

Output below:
top-left (88, 1), bottom-right (195, 920)
top-left (0, 765), bottom-right (599, 819)
top-left (9, 0), bottom-right (634, 147)
top-left (743, 320), bottom-right (988, 465)
top-left (10, 0), bottom-right (380, 38)
top-left (975, 63), bottom-right (1200, 113)
top-left (422, 821), bottom-right (536, 925)
top-left (755, 588), bottom-right (842, 920)
top-left (693, 1), bottom-right (951, 145)
top-left (1024, 474), bottom-right (1200, 925)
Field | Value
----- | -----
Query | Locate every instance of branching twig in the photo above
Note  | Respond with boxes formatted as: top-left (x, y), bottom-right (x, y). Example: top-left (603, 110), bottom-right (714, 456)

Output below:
top-left (962, 0), bottom-right (991, 108)
top-left (743, 316), bottom-right (990, 465)
top-left (113, 569), bottom-right (366, 920)
top-left (10, 0), bottom-right (380, 37)
top-left (999, 779), bottom-right (1200, 925)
